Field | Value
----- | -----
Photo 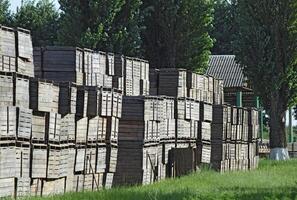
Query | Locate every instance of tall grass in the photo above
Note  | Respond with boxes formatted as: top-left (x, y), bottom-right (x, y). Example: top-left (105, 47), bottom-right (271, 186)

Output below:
top-left (28, 159), bottom-right (297, 200)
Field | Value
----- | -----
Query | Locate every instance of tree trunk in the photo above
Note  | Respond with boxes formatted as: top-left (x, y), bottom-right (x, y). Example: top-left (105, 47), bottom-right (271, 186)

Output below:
top-left (269, 92), bottom-right (289, 160)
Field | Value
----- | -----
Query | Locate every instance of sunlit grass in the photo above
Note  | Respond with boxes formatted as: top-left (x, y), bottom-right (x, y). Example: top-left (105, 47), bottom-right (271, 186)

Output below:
top-left (27, 159), bottom-right (297, 200)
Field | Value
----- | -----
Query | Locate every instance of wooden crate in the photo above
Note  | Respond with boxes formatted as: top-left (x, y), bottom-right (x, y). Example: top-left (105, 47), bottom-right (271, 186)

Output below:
top-left (176, 119), bottom-right (191, 139)
top-left (200, 102), bottom-right (213, 122)
top-left (121, 96), bottom-right (164, 122)
top-left (0, 55), bottom-right (16, 73)
top-left (142, 144), bottom-right (158, 185)
top-left (31, 111), bottom-right (61, 142)
top-left (100, 88), bottom-right (113, 117)
top-left (59, 82), bottom-right (77, 115)
top-left (167, 148), bottom-right (196, 178)
top-left (197, 142), bottom-right (211, 164)
top-left (85, 145), bottom-right (97, 174)
top-left (114, 55), bottom-right (124, 77)
top-left (0, 72), bottom-right (30, 108)
top-left (106, 117), bottom-right (119, 143)
top-left (118, 120), bottom-right (145, 142)
top-left (158, 68), bottom-right (187, 98)
top-left (176, 97), bottom-right (200, 120)
top-left (42, 177), bottom-right (66, 196)
top-left (76, 86), bottom-right (88, 117)
top-left (75, 117), bottom-right (88, 144)
top-left (198, 121), bottom-right (211, 141)
top-left (93, 51), bottom-right (107, 74)
top-left (74, 146), bottom-right (86, 172)
top-left (61, 114), bottom-right (76, 142)
top-left (47, 145), bottom-right (68, 179)
top-left (105, 144), bottom-right (118, 173)
top-left (103, 172), bottom-right (114, 189)
top-left (31, 144), bottom-right (47, 178)
top-left (0, 106), bottom-right (32, 139)
top-left (112, 90), bottom-right (122, 118)
top-left (17, 177), bottom-right (30, 197)
top-left (15, 142), bottom-right (31, 178)
top-left (0, 178), bottom-right (15, 198)
top-left (160, 119), bottom-right (175, 140)
top-left (16, 28), bottom-right (33, 61)
top-left (84, 48), bottom-right (94, 74)
top-left (149, 69), bottom-right (159, 96)
top-left (211, 142), bottom-right (228, 163)
top-left (86, 86), bottom-right (101, 117)
top-left (107, 53), bottom-right (115, 76)
top-left (29, 79), bottom-right (59, 113)
top-left (0, 26), bottom-right (16, 57)
top-left (211, 123), bottom-right (227, 141)
top-left (113, 141), bottom-right (143, 186)
top-left (41, 46), bottom-right (83, 72)
top-left (112, 76), bottom-right (124, 91)
top-left (96, 144), bottom-right (107, 173)
top-left (0, 146), bottom-right (17, 178)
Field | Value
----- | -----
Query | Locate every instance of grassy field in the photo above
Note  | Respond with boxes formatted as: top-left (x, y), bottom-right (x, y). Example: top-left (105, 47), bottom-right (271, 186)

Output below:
top-left (29, 159), bottom-right (297, 200)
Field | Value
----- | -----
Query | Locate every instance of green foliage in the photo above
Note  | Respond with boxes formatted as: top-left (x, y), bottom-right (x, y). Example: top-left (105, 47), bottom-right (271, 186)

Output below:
top-left (234, 0), bottom-right (297, 112)
top-left (13, 0), bottom-right (60, 46)
top-left (141, 0), bottom-right (213, 73)
top-left (27, 159), bottom-right (297, 200)
top-left (0, 0), bottom-right (11, 25)
top-left (58, 0), bottom-right (143, 56)
top-left (211, 0), bottom-right (237, 55)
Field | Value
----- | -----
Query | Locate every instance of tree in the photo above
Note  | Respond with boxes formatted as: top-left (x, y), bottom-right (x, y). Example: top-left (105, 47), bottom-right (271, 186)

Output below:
top-left (211, 0), bottom-right (237, 55)
top-left (141, 0), bottom-right (213, 72)
top-left (58, 0), bottom-right (143, 56)
top-left (235, 0), bottom-right (297, 159)
top-left (13, 0), bottom-right (60, 46)
top-left (0, 0), bottom-right (11, 25)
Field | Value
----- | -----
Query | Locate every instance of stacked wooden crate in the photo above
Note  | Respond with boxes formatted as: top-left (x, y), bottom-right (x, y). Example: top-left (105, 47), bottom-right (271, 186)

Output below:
top-left (211, 105), bottom-right (259, 172)
top-left (114, 96), bottom-right (163, 186)
top-left (33, 47), bottom-right (150, 96)
top-left (113, 56), bottom-right (150, 96)
top-left (33, 47), bottom-right (84, 85)
top-left (0, 26), bottom-right (34, 77)
top-left (151, 68), bottom-right (222, 105)
top-left (64, 86), bottom-right (122, 191)
top-left (197, 102), bottom-right (213, 165)
top-left (84, 49), bottom-right (113, 88)
top-left (248, 108), bottom-right (259, 169)
top-left (157, 68), bottom-right (187, 97)
top-left (0, 26), bottom-right (33, 197)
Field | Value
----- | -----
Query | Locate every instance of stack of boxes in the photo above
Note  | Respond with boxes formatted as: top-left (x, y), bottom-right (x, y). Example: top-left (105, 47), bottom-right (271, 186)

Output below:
top-left (33, 47), bottom-right (150, 96)
top-left (0, 26), bottom-right (124, 198)
top-left (211, 105), bottom-right (259, 172)
top-left (0, 24), bottom-right (260, 198)
top-left (114, 96), bottom-right (163, 185)
top-left (0, 25), bottom-right (34, 198)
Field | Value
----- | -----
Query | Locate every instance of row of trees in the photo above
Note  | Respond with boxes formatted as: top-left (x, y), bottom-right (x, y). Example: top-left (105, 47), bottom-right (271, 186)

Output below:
top-left (0, 0), bottom-right (216, 72)
top-left (1, 0), bottom-right (297, 159)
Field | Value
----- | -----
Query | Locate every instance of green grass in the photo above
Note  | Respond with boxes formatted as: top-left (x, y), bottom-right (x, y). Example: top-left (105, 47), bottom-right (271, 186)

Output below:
top-left (29, 159), bottom-right (297, 200)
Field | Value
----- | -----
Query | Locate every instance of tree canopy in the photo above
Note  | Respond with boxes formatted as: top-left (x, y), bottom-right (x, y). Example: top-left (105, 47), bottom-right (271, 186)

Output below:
top-left (211, 0), bottom-right (237, 55)
top-left (0, 0), bottom-right (11, 25)
top-left (58, 0), bottom-right (143, 56)
top-left (235, 0), bottom-right (297, 158)
top-left (13, 0), bottom-right (60, 46)
top-left (141, 0), bottom-right (213, 72)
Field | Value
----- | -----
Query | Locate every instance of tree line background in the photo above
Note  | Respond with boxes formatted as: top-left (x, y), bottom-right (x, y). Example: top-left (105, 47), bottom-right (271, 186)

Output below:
top-left (1, 0), bottom-right (297, 154)
top-left (0, 0), bottom-right (235, 72)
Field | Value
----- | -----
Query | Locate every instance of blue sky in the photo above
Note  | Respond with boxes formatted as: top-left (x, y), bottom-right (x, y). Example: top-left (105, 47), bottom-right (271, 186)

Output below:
top-left (10, 0), bottom-right (59, 12)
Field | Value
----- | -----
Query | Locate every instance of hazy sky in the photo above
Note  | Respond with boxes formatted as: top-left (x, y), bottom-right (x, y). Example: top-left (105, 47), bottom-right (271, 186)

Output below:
top-left (10, 0), bottom-right (60, 12)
